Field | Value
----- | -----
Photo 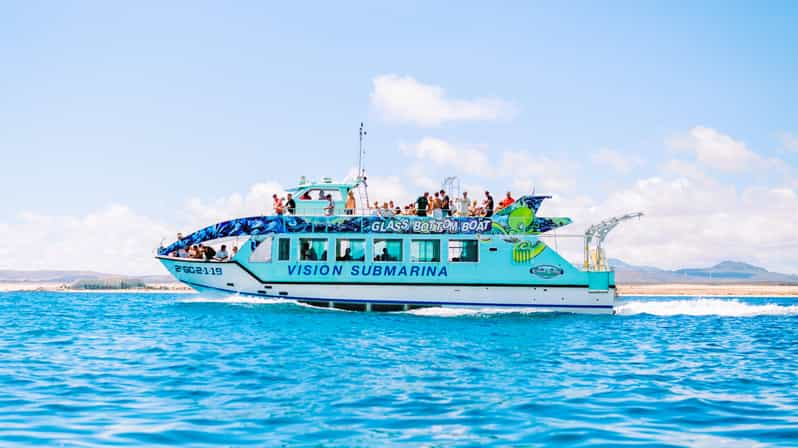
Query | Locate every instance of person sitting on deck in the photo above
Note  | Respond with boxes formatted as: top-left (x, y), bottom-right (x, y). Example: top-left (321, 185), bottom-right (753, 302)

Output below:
top-left (177, 246), bottom-right (188, 258)
top-left (416, 192), bottom-right (429, 217)
top-left (202, 244), bottom-right (216, 261)
top-left (215, 244), bottom-right (229, 261)
top-left (285, 193), bottom-right (296, 215)
top-left (345, 191), bottom-right (356, 215)
top-left (497, 191), bottom-right (515, 211)
top-left (338, 248), bottom-right (353, 261)
top-left (231, 246), bottom-right (238, 259)
top-left (323, 194), bottom-right (335, 216)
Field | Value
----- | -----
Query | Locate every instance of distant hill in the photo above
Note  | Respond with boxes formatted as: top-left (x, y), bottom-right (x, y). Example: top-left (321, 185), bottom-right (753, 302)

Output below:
top-left (0, 270), bottom-right (174, 284)
top-left (609, 259), bottom-right (798, 284)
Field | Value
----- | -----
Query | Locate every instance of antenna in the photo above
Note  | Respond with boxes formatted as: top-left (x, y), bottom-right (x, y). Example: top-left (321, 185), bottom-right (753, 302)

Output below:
top-left (358, 122), bottom-right (367, 179)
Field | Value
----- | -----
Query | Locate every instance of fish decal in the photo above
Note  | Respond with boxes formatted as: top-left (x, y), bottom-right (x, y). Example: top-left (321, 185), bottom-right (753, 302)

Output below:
top-left (512, 240), bottom-right (547, 263)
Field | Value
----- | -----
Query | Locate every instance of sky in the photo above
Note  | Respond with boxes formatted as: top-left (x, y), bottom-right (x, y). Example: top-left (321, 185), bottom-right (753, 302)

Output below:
top-left (1, 1), bottom-right (796, 275)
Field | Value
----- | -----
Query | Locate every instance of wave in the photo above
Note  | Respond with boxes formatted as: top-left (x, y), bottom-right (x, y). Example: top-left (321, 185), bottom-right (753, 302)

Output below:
top-left (178, 295), bottom-right (286, 305)
top-left (405, 307), bottom-right (551, 317)
top-left (616, 298), bottom-right (798, 317)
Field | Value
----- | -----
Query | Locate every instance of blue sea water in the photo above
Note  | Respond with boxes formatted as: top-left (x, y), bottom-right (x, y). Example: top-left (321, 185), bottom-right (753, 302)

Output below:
top-left (1, 292), bottom-right (797, 447)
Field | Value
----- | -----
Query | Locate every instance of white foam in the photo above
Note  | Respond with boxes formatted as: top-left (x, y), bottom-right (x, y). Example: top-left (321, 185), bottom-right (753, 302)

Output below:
top-left (405, 306), bottom-right (551, 317)
top-left (615, 298), bottom-right (798, 317)
top-left (179, 294), bottom-right (286, 305)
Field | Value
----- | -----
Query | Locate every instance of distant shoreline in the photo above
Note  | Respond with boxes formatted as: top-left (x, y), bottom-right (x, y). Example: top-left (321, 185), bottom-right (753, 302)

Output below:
top-left (2, 282), bottom-right (798, 297)
top-left (617, 283), bottom-right (798, 297)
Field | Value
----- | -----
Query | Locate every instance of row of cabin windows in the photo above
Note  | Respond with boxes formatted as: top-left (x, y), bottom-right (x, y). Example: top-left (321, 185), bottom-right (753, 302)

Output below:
top-left (250, 237), bottom-right (478, 263)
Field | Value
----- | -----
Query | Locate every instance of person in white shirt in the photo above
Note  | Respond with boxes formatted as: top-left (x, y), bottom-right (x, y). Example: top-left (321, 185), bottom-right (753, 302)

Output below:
top-left (456, 192), bottom-right (469, 216)
top-left (215, 244), bottom-right (229, 261)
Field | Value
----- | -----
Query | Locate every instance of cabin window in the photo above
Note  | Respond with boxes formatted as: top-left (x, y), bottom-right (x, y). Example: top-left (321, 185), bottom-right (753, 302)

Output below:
top-left (299, 238), bottom-right (328, 261)
top-left (298, 189), bottom-right (342, 201)
top-left (373, 239), bottom-right (402, 262)
top-left (278, 238), bottom-right (291, 261)
top-left (249, 236), bottom-right (273, 263)
top-left (448, 239), bottom-right (478, 262)
top-left (410, 239), bottom-right (441, 263)
top-left (336, 239), bottom-right (365, 261)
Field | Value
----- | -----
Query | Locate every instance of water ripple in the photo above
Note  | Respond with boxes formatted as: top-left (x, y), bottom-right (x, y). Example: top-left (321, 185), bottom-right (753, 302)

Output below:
top-left (0, 292), bottom-right (797, 446)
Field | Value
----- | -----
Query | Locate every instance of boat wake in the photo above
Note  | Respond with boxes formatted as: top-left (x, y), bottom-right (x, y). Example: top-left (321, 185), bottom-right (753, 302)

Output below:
top-left (179, 294), bottom-right (286, 305)
top-left (405, 307), bottom-right (552, 317)
top-left (616, 298), bottom-right (798, 317)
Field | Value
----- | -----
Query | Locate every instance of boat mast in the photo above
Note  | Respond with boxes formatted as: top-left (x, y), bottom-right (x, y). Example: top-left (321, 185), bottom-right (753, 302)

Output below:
top-left (358, 122), bottom-right (367, 179)
top-left (356, 122), bottom-right (370, 211)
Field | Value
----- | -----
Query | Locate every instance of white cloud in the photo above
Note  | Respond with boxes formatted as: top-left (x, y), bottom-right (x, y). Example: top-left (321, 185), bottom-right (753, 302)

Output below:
top-left (0, 205), bottom-right (171, 275)
top-left (668, 126), bottom-right (763, 172)
top-left (180, 182), bottom-right (284, 230)
top-left (400, 137), bottom-right (492, 176)
top-left (590, 148), bottom-right (643, 174)
top-left (780, 132), bottom-right (798, 152)
top-left (371, 74), bottom-right (514, 127)
top-left (498, 150), bottom-right (577, 193)
top-left (551, 159), bottom-right (798, 274)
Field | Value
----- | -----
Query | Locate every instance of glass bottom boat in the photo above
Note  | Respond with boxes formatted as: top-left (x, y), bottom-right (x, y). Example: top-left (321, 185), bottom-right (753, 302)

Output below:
top-left (157, 177), bottom-right (630, 314)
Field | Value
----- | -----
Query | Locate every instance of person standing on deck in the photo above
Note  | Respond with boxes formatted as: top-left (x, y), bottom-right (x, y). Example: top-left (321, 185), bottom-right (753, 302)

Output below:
top-left (324, 194), bottom-right (335, 216)
top-left (345, 190), bottom-right (356, 215)
top-left (416, 192), bottom-right (429, 217)
top-left (456, 192), bottom-right (469, 216)
top-left (285, 193), bottom-right (296, 215)
top-left (484, 191), bottom-right (495, 217)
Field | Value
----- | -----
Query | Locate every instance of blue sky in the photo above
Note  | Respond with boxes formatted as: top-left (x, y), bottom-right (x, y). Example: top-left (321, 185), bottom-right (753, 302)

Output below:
top-left (1, 1), bottom-right (796, 274)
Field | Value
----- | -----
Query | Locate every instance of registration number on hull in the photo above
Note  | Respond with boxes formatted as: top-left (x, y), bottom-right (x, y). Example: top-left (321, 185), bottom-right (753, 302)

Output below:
top-left (174, 265), bottom-right (223, 276)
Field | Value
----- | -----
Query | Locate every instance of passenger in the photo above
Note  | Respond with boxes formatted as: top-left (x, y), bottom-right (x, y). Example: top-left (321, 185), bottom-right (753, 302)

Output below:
top-left (484, 191), bottom-right (495, 217)
top-left (381, 248), bottom-right (390, 261)
top-left (416, 192), bottom-right (429, 217)
top-left (273, 194), bottom-right (284, 215)
top-left (498, 191), bottom-right (515, 211)
top-left (457, 192), bottom-right (469, 216)
top-left (177, 246), bottom-right (189, 258)
top-left (390, 201), bottom-right (400, 216)
top-left (372, 201), bottom-right (381, 216)
top-left (203, 245), bottom-right (216, 261)
top-left (431, 192), bottom-right (442, 218)
top-left (339, 248), bottom-right (353, 261)
top-left (285, 193), bottom-right (296, 215)
top-left (177, 232), bottom-right (183, 240)
top-left (318, 190), bottom-right (326, 200)
top-left (441, 191), bottom-right (451, 217)
top-left (468, 200), bottom-right (479, 216)
top-left (324, 194), bottom-right (335, 216)
top-left (215, 244), bottom-right (229, 261)
top-left (300, 191), bottom-right (311, 200)
top-left (345, 191), bottom-right (356, 215)
top-left (231, 246), bottom-right (238, 258)
top-left (306, 246), bottom-right (318, 260)
top-left (381, 202), bottom-right (394, 217)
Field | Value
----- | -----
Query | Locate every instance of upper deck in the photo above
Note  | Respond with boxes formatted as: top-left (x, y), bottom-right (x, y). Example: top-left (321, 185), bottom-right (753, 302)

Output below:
top-left (158, 191), bottom-right (572, 256)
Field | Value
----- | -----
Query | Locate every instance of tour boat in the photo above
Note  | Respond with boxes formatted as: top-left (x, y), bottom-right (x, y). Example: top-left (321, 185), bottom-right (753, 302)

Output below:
top-left (156, 175), bottom-right (636, 314)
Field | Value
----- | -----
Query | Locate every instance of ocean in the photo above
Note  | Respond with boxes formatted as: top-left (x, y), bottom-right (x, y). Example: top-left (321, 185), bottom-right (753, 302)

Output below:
top-left (1, 292), bottom-right (796, 446)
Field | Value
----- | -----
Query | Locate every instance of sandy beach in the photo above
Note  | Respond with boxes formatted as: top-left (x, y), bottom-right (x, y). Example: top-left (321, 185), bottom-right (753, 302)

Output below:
top-left (0, 282), bottom-right (193, 293)
top-left (618, 283), bottom-right (798, 297)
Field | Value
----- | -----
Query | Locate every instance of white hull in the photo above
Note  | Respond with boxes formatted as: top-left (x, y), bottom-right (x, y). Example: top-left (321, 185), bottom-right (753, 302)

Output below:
top-left (160, 258), bottom-right (615, 314)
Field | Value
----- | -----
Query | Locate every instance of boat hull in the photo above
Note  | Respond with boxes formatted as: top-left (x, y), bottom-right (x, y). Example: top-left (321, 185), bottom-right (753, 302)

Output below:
top-left (159, 257), bottom-right (615, 314)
